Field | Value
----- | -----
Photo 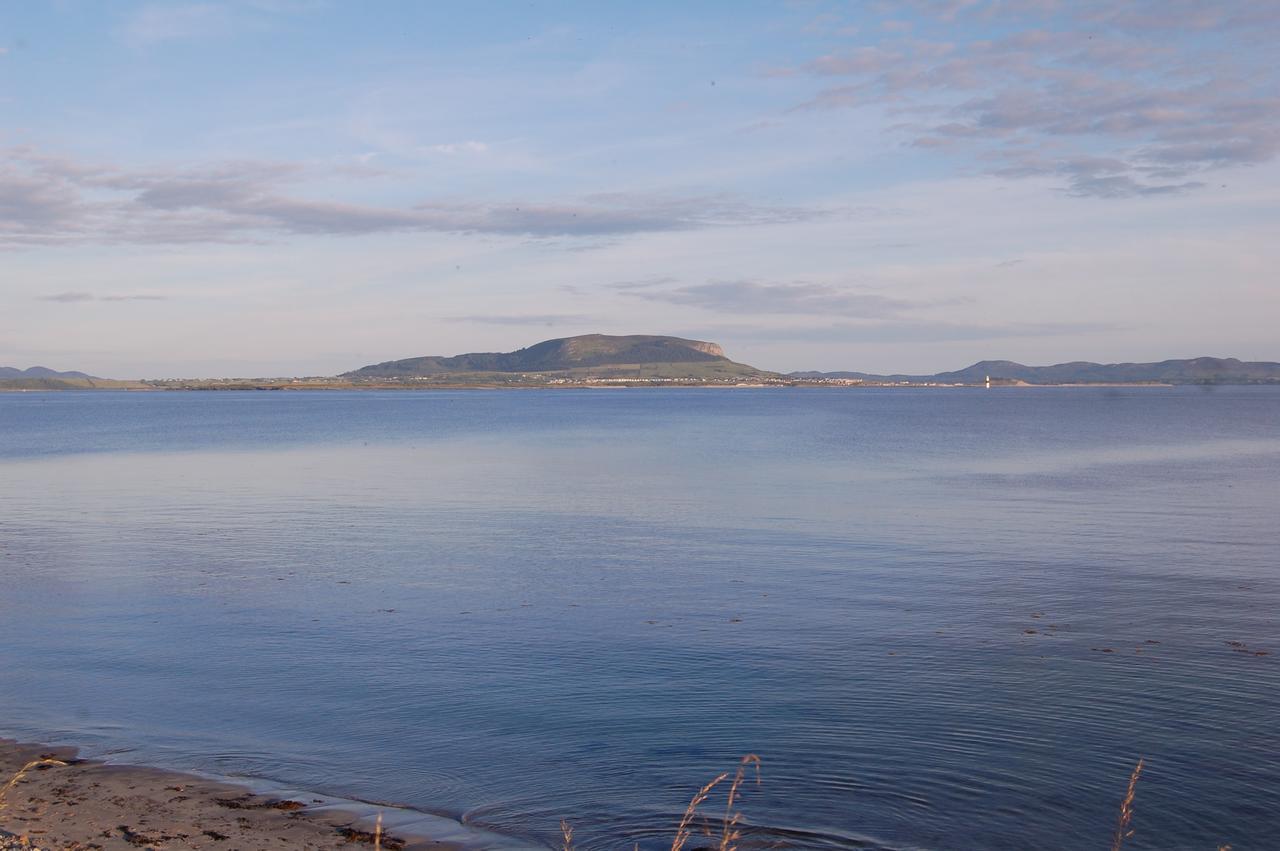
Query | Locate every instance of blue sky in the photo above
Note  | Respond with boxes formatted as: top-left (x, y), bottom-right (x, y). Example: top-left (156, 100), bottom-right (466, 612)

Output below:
top-left (3, 0), bottom-right (1278, 377)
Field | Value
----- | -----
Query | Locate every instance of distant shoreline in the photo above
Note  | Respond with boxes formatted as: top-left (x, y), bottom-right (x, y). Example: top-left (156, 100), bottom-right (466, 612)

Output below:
top-left (7, 340), bottom-right (1279, 391)
top-left (3, 379), bottom-right (1240, 393)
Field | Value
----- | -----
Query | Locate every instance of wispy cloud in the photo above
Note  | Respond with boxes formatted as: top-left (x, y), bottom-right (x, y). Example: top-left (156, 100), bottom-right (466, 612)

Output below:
top-left (38, 292), bottom-right (167, 303)
top-left (446, 314), bottom-right (594, 326)
top-left (37, 291), bottom-right (96, 303)
top-left (629, 280), bottom-right (912, 317)
top-left (604, 276), bottom-right (678, 291)
top-left (682, 320), bottom-right (1113, 345)
top-left (0, 147), bottom-right (831, 246)
top-left (422, 142), bottom-right (490, 156)
top-left (789, 0), bottom-right (1280, 197)
top-left (120, 3), bottom-right (235, 46)
top-left (118, 0), bottom-right (320, 46)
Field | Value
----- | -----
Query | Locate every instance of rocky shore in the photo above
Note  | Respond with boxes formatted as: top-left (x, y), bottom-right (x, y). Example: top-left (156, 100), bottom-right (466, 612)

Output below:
top-left (1, 831), bottom-right (45, 851)
top-left (0, 740), bottom-right (451, 851)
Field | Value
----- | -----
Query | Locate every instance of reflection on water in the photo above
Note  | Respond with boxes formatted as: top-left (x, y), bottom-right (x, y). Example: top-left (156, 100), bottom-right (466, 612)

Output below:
top-left (1, 387), bottom-right (1278, 849)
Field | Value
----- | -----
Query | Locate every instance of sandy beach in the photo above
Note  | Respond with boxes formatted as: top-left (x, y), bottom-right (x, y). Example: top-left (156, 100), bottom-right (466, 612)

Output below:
top-left (0, 740), bottom-right (454, 851)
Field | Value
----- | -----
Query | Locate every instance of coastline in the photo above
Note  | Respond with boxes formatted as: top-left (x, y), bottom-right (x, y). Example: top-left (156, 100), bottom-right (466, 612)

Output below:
top-left (0, 739), bottom-right (531, 851)
top-left (1, 380), bottom-right (1204, 393)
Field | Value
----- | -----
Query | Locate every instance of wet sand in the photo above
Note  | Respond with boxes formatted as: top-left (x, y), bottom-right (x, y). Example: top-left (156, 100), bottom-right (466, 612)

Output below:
top-left (0, 740), bottom-right (455, 851)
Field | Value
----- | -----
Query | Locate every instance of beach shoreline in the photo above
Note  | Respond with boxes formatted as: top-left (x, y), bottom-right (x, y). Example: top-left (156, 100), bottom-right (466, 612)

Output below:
top-left (0, 738), bottom-right (526, 851)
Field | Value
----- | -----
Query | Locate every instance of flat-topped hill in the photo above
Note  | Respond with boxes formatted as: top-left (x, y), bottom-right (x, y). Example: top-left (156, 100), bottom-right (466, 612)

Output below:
top-left (344, 334), bottom-right (770, 380)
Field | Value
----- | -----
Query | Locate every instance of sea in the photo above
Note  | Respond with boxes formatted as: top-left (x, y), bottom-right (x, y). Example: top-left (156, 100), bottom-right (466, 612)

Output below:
top-left (1, 387), bottom-right (1277, 850)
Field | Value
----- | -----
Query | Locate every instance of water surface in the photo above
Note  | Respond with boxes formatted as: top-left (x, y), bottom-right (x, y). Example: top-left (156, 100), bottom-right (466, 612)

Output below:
top-left (1, 388), bottom-right (1277, 849)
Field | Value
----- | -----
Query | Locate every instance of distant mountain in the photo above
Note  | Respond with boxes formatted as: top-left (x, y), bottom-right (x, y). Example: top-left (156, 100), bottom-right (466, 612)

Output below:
top-left (0, 366), bottom-right (142, 391)
top-left (345, 334), bottom-right (772, 379)
top-left (793, 357), bottom-right (1280, 385)
top-left (0, 366), bottom-right (96, 379)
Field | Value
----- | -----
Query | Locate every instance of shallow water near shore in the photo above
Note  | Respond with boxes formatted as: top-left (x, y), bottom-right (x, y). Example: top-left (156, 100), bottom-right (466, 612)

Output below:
top-left (1, 387), bottom-right (1278, 849)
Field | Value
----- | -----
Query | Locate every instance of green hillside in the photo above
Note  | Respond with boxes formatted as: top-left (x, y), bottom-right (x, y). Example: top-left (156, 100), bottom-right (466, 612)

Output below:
top-left (345, 334), bottom-right (776, 381)
top-left (793, 356), bottom-right (1280, 385)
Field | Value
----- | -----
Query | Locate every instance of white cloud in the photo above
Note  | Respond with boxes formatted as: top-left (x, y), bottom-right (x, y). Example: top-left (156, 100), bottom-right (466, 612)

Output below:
top-left (422, 142), bottom-right (490, 156)
top-left (120, 3), bottom-right (233, 46)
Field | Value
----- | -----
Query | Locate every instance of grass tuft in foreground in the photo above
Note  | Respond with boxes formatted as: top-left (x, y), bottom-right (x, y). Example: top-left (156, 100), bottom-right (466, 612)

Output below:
top-left (557, 754), bottom-right (1237, 851)
top-left (1110, 756), bottom-right (1144, 851)
top-left (0, 760), bottom-right (67, 813)
top-left (563, 754), bottom-right (761, 851)
top-left (1, 751), bottom-right (1232, 850)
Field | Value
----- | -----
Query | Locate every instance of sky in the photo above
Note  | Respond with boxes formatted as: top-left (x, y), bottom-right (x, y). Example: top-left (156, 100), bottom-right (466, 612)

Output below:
top-left (2, 0), bottom-right (1278, 377)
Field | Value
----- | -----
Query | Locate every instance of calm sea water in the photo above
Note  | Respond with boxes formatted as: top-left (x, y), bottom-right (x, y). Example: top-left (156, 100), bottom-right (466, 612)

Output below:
top-left (1, 388), bottom-right (1278, 849)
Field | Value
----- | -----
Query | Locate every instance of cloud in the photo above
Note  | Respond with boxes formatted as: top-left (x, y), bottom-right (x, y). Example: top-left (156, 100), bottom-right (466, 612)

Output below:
top-left (37, 291), bottom-right (95, 303)
top-left (0, 147), bottom-right (831, 246)
top-left (446, 314), bottom-right (594, 326)
top-left (604, 276), bottom-right (678, 291)
top-left (422, 142), bottom-right (490, 155)
top-left (682, 320), bottom-right (1113, 345)
top-left (38, 292), bottom-right (167, 303)
top-left (0, 163), bottom-right (91, 243)
top-left (629, 280), bottom-right (912, 317)
top-left (789, 0), bottom-right (1280, 197)
top-left (118, 0), bottom-right (320, 46)
top-left (120, 3), bottom-right (234, 46)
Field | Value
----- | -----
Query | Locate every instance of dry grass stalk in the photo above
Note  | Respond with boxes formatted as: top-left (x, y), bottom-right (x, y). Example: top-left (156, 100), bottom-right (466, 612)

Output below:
top-left (1110, 757), bottom-right (1144, 851)
top-left (669, 754), bottom-right (763, 851)
top-left (374, 812), bottom-right (383, 851)
top-left (670, 772), bottom-right (728, 851)
top-left (717, 755), bottom-right (762, 851)
top-left (560, 818), bottom-right (574, 851)
top-left (0, 759), bottom-right (67, 811)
